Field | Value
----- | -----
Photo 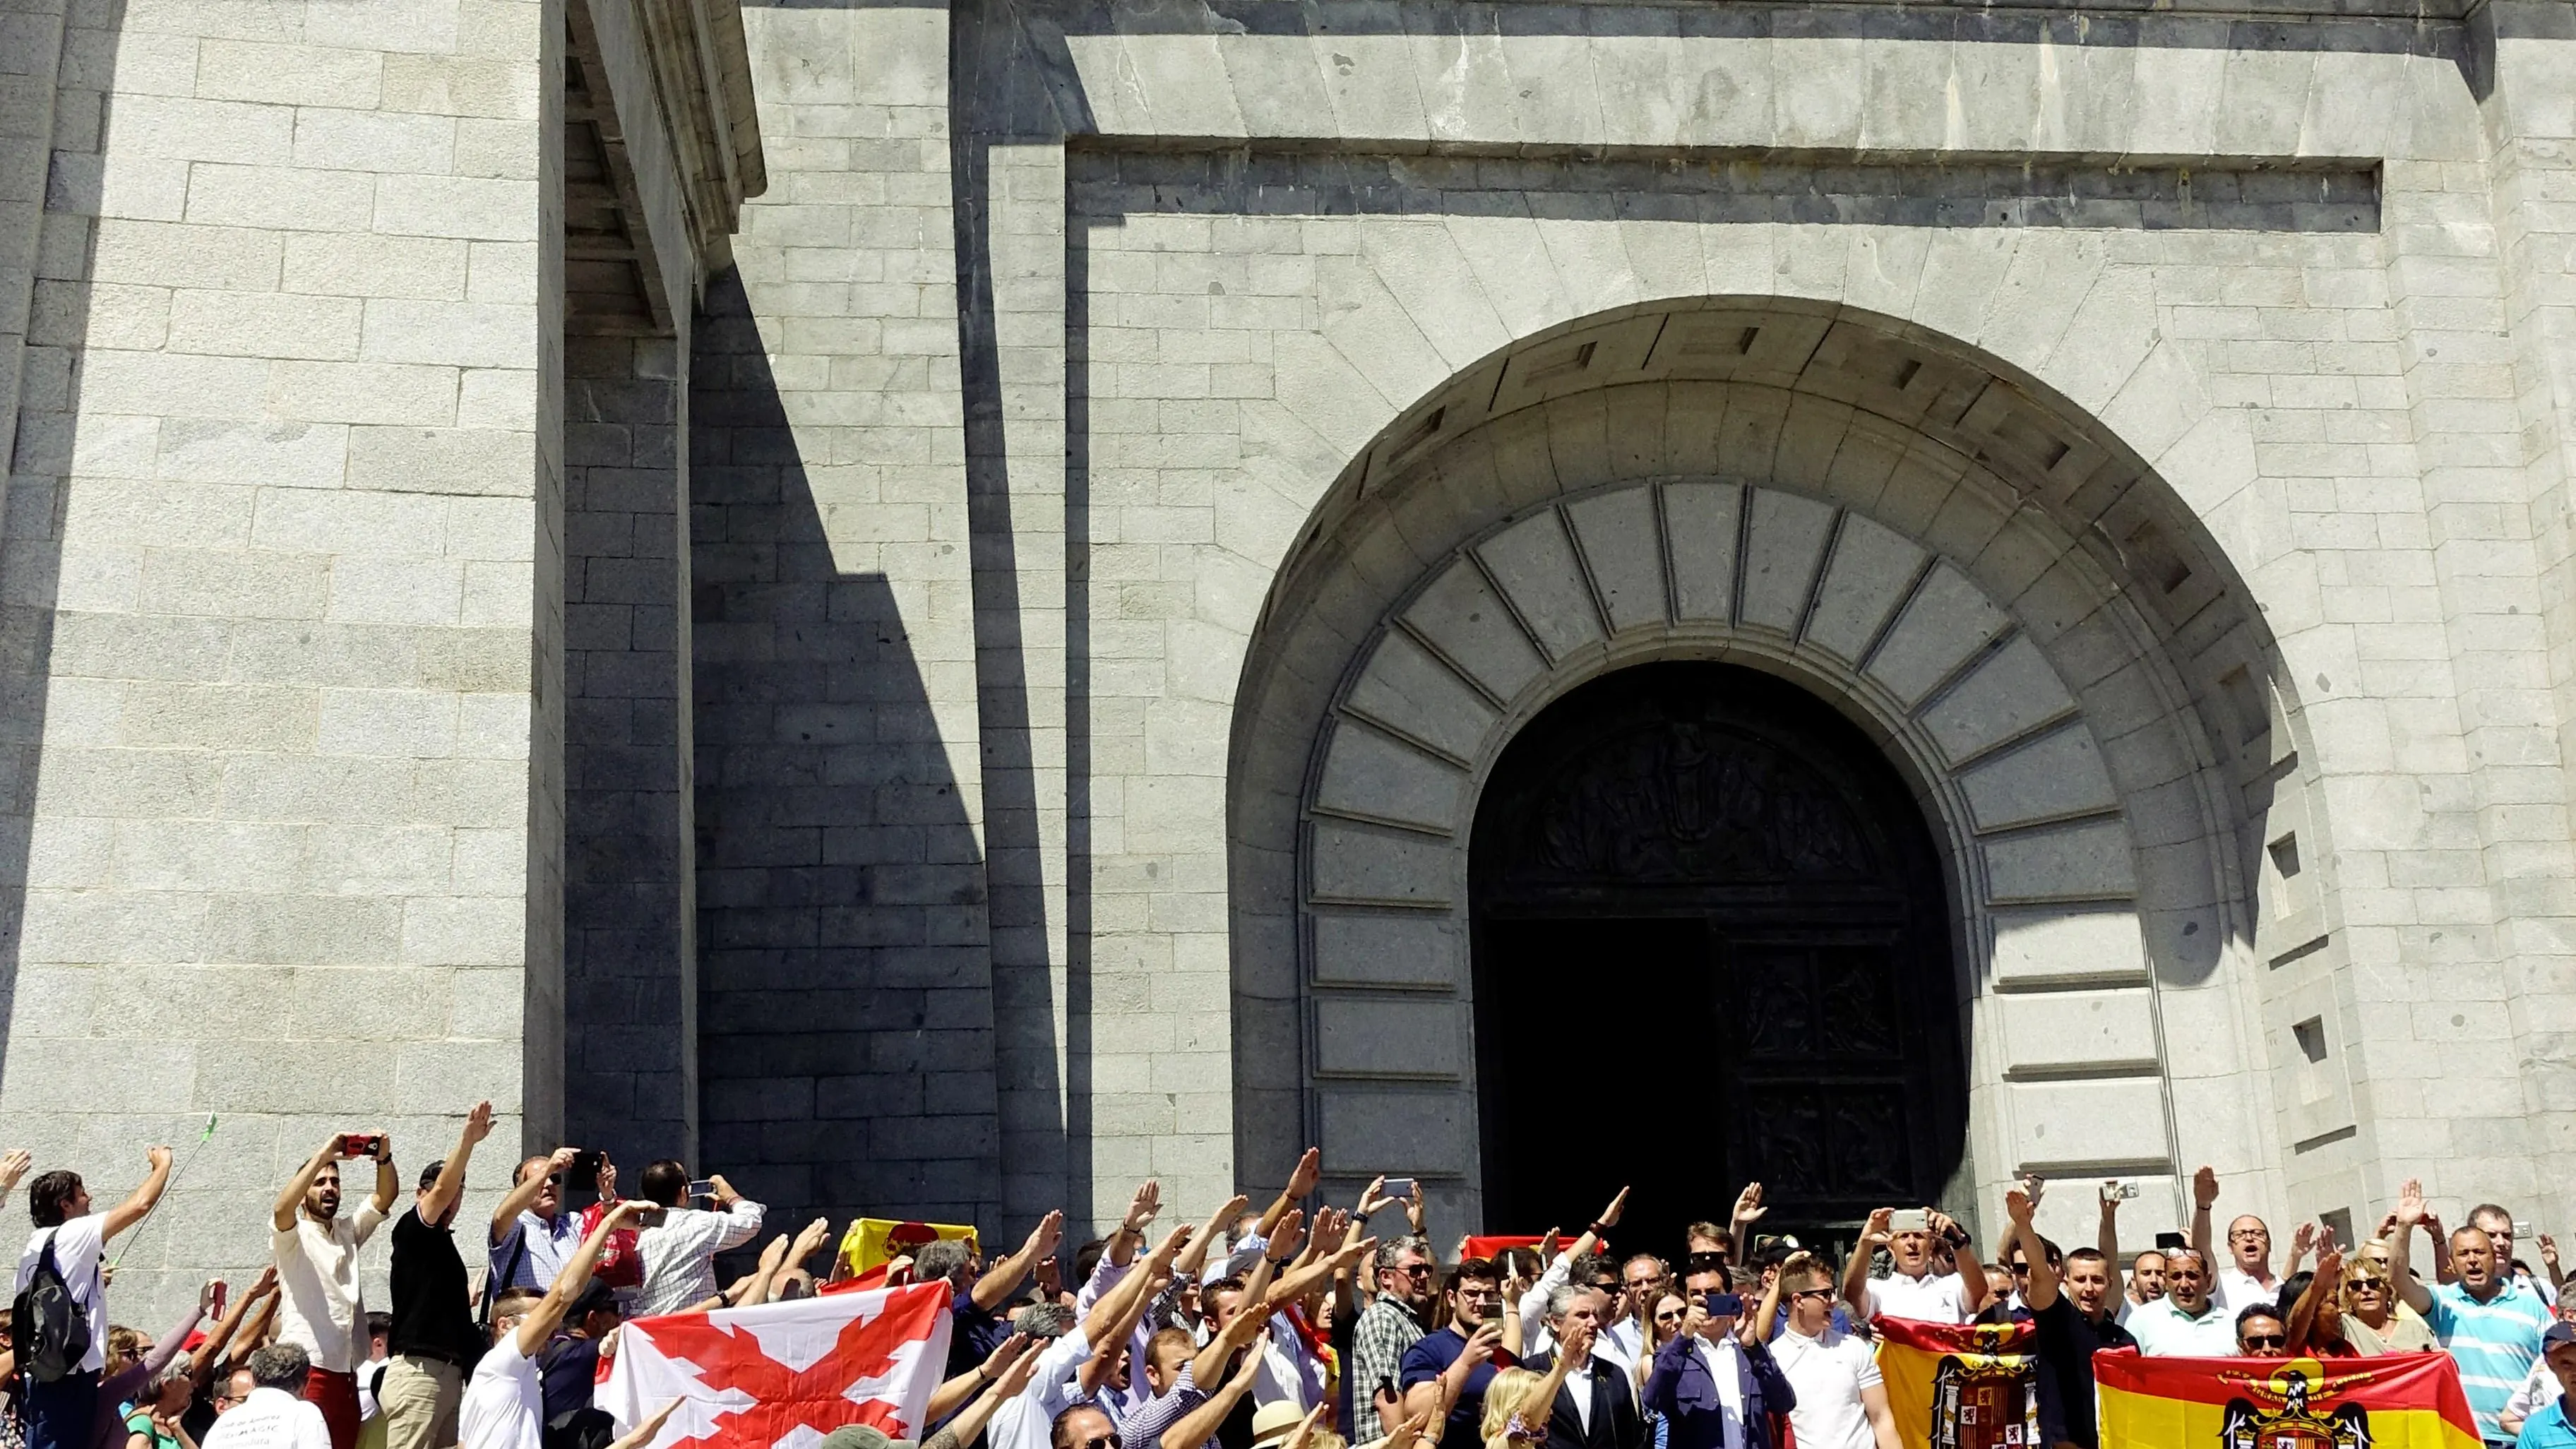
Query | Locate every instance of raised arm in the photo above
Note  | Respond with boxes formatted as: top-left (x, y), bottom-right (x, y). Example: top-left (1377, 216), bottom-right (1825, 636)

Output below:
top-left (1269, 1229), bottom-right (1375, 1312)
top-left (514, 1200), bottom-right (648, 1358)
top-left (189, 1267), bottom-right (277, 1389)
top-left (1167, 1332), bottom-right (1268, 1449)
top-left (368, 1134), bottom-right (398, 1217)
top-left (2389, 1179), bottom-right (2434, 1316)
top-left (2287, 1244), bottom-right (2343, 1355)
top-left (1730, 1183), bottom-right (1768, 1250)
top-left (1739, 1267), bottom-right (1785, 1348)
top-left (1842, 1208), bottom-right (1892, 1314)
top-left (2188, 1166), bottom-right (2218, 1272)
top-left (1936, 1211), bottom-right (1990, 1316)
top-left (1177, 1195), bottom-right (1250, 1284)
top-left (490, 1147), bottom-right (578, 1246)
top-left (1184, 1235), bottom-right (1284, 1389)
top-left (2005, 1191), bottom-right (2060, 1313)
top-left (103, 1145), bottom-right (174, 1241)
top-left (974, 1209), bottom-right (1065, 1311)
top-left (272, 1138), bottom-right (347, 1234)
top-left (930, 1337), bottom-right (1042, 1449)
top-left (1256, 1149), bottom-right (1325, 1240)
top-left (1529, 1320), bottom-right (1584, 1412)
top-left (924, 1332), bottom-right (1032, 1426)
top-left (1105, 1181), bottom-right (1161, 1270)
top-left (423, 1103), bottom-right (493, 1229)
top-left (2097, 1183), bottom-right (2121, 1272)
top-left (1077, 1223), bottom-right (1189, 1393)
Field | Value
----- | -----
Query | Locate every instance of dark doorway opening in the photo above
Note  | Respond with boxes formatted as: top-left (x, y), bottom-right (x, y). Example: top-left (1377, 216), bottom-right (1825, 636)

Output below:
top-left (1469, 662), bottom-right (1964, 1265)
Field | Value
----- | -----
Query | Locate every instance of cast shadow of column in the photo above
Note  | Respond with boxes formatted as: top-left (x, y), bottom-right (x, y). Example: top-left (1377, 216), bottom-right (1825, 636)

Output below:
top-left (688, 269), bottom-right (1003, 1229)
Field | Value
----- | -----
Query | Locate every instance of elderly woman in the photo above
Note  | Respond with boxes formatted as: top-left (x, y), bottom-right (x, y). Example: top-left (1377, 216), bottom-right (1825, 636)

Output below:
top-left (2339, 1250), bottom-right (2437, 1354)
top-left (123, 1364), bottom-right (198, 1449)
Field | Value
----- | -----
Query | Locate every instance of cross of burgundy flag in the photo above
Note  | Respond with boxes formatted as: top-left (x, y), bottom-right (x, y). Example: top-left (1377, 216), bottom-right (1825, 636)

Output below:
top-left (599, 1281), bottom-right (955, 1449)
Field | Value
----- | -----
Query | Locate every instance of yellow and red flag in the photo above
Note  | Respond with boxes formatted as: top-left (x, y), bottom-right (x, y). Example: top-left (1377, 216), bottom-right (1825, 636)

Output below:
top-left (1872, 1316), bottom-right (2041, 1449)
top-left (2093, 1348), bottom-right (2482, 1448)
top-left (834, 1218), bottom-right (978, 1278)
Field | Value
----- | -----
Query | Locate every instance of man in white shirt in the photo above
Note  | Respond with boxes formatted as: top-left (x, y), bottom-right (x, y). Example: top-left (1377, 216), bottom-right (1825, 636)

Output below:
top-left (627, 1161), bottom-right (764, 1317)
top-left (1769, 1254), bottom-right (1898, 1449)
top-left (272, 1134), bottom-right (398, 1449)
top-left (1839, 1208), bottom-right (1986, 1325)
top-left (2125, 1250), bottom-right (2238, 1356)
top-left (2183, 1166), bottom-right (2282, 1313)
top-left (15, 1147), bottom-right (172, 1449)
top-left (202, 1345), bottom-right (333, 1449)
top-left (462, 1199), bottom-right (665, 1449)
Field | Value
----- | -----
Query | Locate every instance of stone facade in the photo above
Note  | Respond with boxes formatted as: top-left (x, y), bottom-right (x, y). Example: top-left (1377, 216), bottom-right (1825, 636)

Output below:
top-left (8, 0), bottom-right (2576, 1314)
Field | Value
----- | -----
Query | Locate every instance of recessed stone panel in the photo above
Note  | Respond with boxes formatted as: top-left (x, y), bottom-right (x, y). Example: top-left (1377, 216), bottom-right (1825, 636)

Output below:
top-left (1316, 1085), bottom-right (1474, 1175)
top-left (1314, 996), bottom-right (1465, 1079)
top-left (1308, 820), bottom-right (1455, 907)
top-left (1663, 480), bottom-right (1741, 623)
top-left (1312, 911), bottom-right (1465, 990)
top-left (1314, 720), bottom-right (1471, 833)
top-left (1864, 564), bottom-right (2010, 706)
top-left (1402, 559), bottom-right (1549, 703)
top-left (1957, 723), bottom-right (2121, 831)
top-left (1345, 631), bottom-right (1501, 763)
top-left (1737, 489), bottom-right (1836, 635)
top-left (1998, 988), bottom-right (2160, 1072)
top-left (1983, 818), bottom-right (2138, 903)
top-left (1921, 633), bottom-right (2080, 765)
top-left (1475, 509), bottom-right (1603, 662)
top-left (2004, 1076), bottom-right (2172, 1172)
top-left (1804, 513), bottom-right (1926, 663)
top-left (1988, 906), bottom-right (2149, 986)
top-left (1564, 487), bottom-right (1666, 634)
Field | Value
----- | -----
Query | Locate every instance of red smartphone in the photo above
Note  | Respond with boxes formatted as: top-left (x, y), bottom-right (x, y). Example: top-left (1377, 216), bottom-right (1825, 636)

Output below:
top-left (338, 1133), bottom-right (383, 1158)
top-left (209, 1281), bottom-right (228, 1318)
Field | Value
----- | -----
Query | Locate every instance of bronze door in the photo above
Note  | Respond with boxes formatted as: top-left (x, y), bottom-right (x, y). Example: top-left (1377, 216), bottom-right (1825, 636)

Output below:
top-left (1469, 662), bottom-right (1963, 1256)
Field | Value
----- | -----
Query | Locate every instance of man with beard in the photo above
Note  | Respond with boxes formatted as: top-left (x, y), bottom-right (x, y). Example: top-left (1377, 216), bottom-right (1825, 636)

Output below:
top-left (271, 1134), bottom-right (398, 1449)
top-left (1400, 1261), bottom-right (1509, 1449)
top-left (2126, 1249), bottom-right (2235, 1356)
top-left (2000, 1188), bottom-right (2133, 1449)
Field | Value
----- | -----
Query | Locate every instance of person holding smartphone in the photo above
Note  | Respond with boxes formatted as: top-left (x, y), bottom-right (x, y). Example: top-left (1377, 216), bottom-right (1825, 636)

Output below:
top-left (1839, 1208), bottom-right (1986, 1326)
top-left (270, 1133), bottom-right (399, 1449)
top-left (624, 1161), bottom-right (764, 1317)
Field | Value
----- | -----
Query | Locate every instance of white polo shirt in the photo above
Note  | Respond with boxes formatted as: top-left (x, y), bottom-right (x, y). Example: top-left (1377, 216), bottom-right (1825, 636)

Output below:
top-left (2126, 1296), bottom-right (2238, 1356)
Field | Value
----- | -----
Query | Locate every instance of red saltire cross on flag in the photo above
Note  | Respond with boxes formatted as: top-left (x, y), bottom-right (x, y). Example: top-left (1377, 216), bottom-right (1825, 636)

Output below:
top-left (600, 1281), bottom-right (955, 1449)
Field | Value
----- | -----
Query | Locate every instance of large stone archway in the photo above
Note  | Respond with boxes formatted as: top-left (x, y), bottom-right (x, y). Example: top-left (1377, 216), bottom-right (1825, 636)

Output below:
top-left (1227, 298), bottom-right (2322, 1245)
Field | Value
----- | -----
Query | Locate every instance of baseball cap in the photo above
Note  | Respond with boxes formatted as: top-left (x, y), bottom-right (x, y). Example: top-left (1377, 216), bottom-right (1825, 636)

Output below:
top-left (2543, 1320), bottom-right (2576, 1353)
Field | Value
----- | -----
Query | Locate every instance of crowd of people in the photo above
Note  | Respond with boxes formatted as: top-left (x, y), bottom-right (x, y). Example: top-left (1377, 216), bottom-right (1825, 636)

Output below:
top-left (7, 1119), bottom-right (2576, 1449)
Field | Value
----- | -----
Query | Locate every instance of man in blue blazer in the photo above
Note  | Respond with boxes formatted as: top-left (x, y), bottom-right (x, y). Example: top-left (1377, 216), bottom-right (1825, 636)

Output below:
top-left (1642, 1270), bottom-right (1796, 1449)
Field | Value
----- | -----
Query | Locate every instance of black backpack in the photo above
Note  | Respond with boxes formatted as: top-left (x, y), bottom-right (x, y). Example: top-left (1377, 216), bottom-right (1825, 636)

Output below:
top-left (11, 1234), bottom-right (90, 1383)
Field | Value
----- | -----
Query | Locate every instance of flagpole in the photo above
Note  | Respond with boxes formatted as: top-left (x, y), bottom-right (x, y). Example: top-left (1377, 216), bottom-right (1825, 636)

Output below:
top-left (109, 1114), bottom-right (217, 1273)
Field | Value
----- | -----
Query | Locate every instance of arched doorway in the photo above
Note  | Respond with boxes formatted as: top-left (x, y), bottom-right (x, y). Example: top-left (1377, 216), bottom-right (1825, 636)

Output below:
top-left (1469, 662), bottom-right (1964, 1254)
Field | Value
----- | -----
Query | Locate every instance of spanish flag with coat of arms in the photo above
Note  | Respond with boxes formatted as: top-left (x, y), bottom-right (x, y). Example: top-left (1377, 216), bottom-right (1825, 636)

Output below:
top-left (2093, 1347), bottom-right (2483, 1448)
top-left (1872, 1316), bottom-right (2042, 1449)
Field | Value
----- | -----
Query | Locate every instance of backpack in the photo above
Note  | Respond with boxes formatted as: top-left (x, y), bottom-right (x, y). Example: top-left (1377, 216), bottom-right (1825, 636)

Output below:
top-left (10, 1234), bottom-right (90, 1383)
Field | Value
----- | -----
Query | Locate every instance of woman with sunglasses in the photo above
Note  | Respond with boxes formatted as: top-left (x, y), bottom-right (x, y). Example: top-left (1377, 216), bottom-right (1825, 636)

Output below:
top-left (2339, 1251), bottom-right (2436, 1354)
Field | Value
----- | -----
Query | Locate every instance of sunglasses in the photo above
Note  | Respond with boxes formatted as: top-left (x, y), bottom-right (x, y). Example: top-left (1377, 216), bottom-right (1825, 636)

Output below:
top-left (1078, 1437), bottom-right (1123, 1449)
top-left (1789, 1288), bottom-right (1834, 1304)
top-left (1399, 1264), bottom-right (1434, 1279)
top-left (2240, 1333), bottom-right (2286, 1350)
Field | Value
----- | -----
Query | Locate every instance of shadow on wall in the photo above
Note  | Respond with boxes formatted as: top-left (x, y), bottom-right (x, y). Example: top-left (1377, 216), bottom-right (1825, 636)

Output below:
top-left (688, 270), bottom-right (1003, 1227)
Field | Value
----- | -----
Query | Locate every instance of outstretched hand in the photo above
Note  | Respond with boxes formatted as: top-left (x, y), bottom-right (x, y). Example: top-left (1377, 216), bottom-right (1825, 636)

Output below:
top-left (2192, 1165), bottom-right (2219, 1211)
top-left (1732, 1182), bottom-right (1766, 1224)
top-left (1598, 1186), bottom-right (1630, 1230)
top-left (2395, 1178), bottom-right (2428, 1228)
top-left (1287, 1147), bottom-right (1323, 1201)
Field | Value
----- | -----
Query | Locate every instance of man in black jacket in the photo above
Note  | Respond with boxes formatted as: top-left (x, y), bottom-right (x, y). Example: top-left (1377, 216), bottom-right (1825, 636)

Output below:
top-left (1519, 1287), bottom-right (1645, 1449)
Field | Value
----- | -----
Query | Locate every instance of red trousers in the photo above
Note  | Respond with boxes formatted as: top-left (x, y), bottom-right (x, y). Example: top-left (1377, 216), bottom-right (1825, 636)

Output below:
top-left (304, 1366), bottom-right (361, 1449)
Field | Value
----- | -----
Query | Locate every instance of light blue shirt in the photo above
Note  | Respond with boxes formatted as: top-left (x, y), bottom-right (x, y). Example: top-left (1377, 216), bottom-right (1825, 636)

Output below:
top-left (2426, 1280), bottom-right (2553, 1443)
top-left (2515, 1397), bottom-right (2576, 1449)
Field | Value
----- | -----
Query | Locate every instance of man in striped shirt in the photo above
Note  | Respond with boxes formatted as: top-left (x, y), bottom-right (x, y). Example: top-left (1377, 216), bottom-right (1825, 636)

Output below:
top-left (2393, 1178), bottom-right (2551, 1445)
